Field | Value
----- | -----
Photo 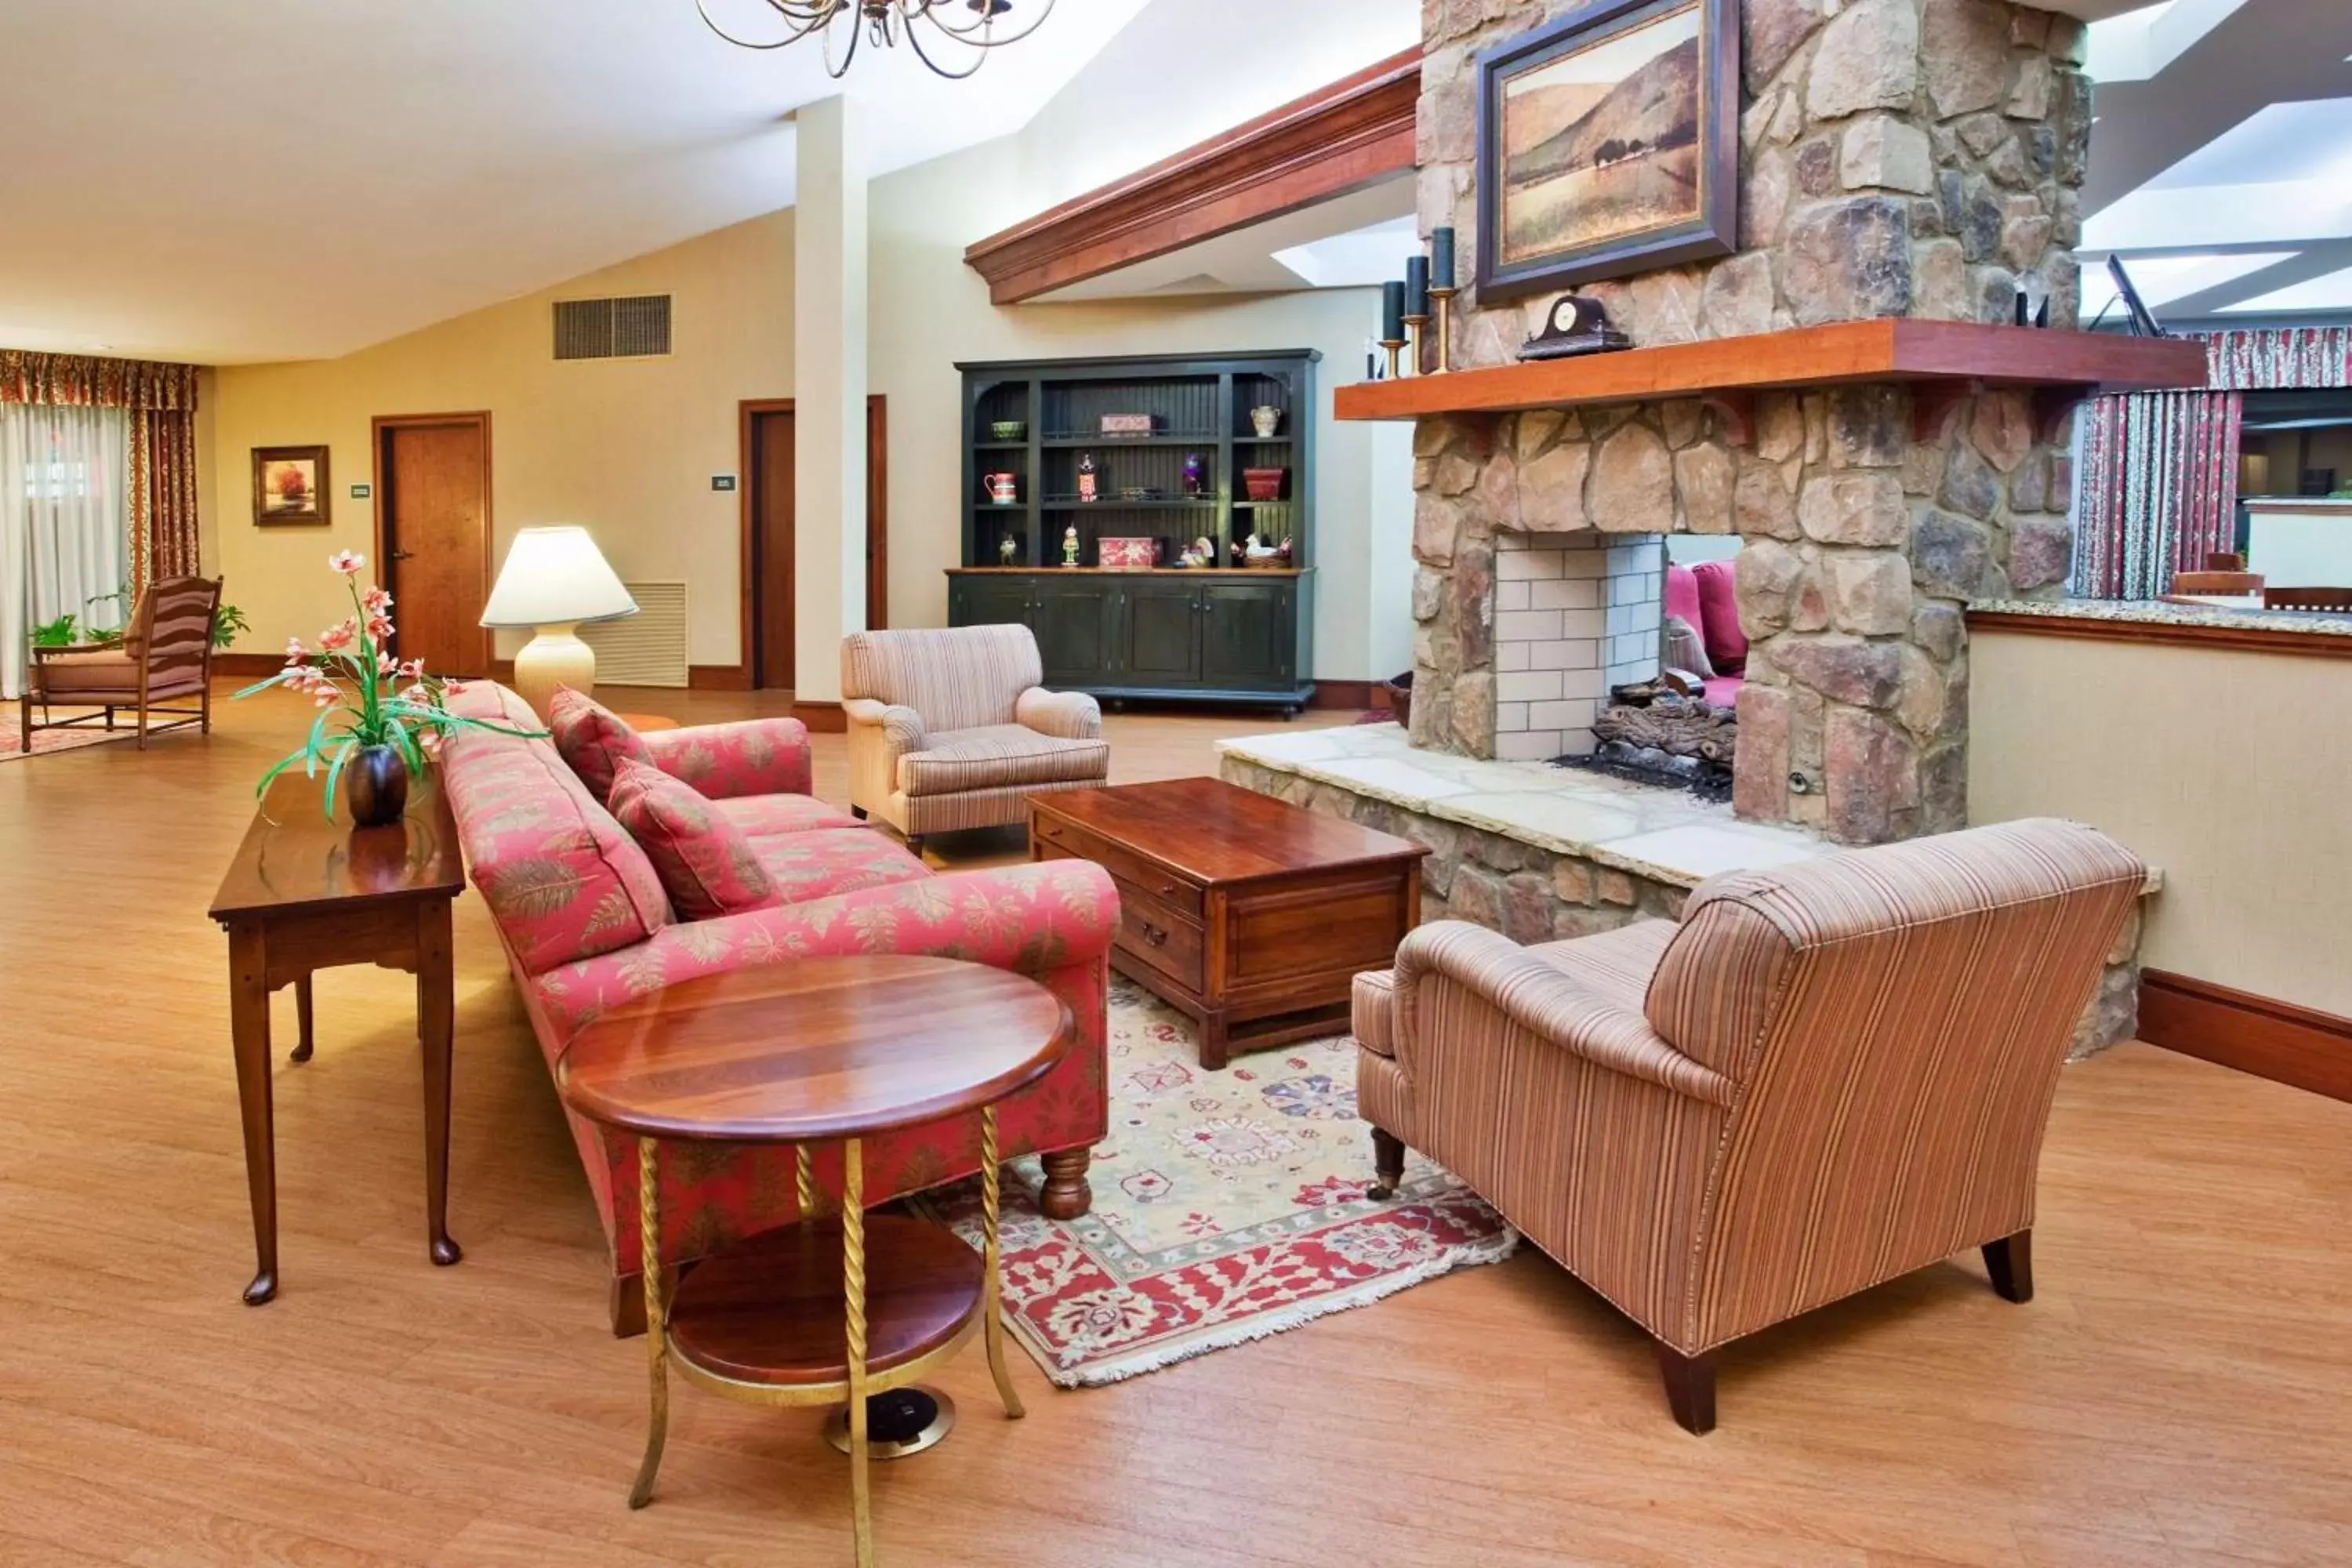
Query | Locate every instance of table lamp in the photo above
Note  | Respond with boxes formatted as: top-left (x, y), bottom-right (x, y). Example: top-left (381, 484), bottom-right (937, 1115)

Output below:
top-left (479, 526), bottom-right (637, 719)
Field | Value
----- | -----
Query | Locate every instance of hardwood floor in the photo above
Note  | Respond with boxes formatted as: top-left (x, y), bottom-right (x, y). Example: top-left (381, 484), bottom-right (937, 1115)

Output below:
top-left (4, 682), bottom-right (2350, 1566)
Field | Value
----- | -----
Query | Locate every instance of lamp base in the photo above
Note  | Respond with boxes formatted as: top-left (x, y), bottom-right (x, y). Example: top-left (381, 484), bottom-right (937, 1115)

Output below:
top-left (512, 623), bottom-right (595, 720)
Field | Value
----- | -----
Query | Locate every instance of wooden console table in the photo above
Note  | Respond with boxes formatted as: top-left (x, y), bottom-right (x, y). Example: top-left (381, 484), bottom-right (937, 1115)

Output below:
top-left (555, 956), bottom-right (1072, 1568)
top-left (207, 770), bottom-right (467, 1305)
top-left (1030, 778), bottom-right (1426, 1068)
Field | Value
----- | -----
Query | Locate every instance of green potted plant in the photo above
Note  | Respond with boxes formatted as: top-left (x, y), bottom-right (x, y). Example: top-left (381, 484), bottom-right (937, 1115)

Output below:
top-left (238, 551), bottom-right (541, 826)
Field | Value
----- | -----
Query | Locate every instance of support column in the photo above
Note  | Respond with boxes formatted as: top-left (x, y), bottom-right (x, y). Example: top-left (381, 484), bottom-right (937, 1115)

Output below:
top-left (793, 94), bottom-right (869, 702)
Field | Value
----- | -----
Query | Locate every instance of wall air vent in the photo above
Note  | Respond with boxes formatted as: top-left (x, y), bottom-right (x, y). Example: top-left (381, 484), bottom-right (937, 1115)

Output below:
top-left (579, 581), bottom-right (689, 687)
top-left (554, 295), bottom-right (673, 360)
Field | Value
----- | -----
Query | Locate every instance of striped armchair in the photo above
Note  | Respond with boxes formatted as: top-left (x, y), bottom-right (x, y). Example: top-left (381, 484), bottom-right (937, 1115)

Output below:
top-left (1352, 818), bottom-right (2145, 1433)
top-left (841, 624), bottom-right (1109, 849)
top-left (20, 575), bottom-right (221, 751)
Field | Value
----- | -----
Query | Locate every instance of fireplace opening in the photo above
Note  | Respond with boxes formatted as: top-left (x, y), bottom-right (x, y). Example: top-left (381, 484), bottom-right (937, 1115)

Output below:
top-left (1554, 676), bottom-right (1736, 803)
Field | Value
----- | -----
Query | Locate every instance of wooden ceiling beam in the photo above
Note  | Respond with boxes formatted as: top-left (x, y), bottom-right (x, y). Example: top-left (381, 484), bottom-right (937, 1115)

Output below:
top-left (963, 49), bottom-right (1421, 306)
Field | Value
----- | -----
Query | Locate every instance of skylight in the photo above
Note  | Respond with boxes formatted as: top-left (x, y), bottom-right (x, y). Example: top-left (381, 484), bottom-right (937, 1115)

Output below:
top-left (1272, 216), bottom-right (1424, 289)
top-left (2220, 263), bottom-right (2352, 314)
top-left (2080, 252), bottom-right (2298, 318)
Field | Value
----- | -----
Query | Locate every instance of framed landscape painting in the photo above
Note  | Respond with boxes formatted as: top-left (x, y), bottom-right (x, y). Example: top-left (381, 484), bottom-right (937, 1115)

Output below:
top-left (252, 445), bottom-right (330, 526)
top-left (1475, 0), bottom-right (1738, 302)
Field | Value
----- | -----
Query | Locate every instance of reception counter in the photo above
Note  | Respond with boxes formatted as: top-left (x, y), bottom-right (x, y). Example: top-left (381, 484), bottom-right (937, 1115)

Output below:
top-left (2244, 496), bottom-right (2352, 586)
top-left (1966, 597), bottom-right (2352, 1100)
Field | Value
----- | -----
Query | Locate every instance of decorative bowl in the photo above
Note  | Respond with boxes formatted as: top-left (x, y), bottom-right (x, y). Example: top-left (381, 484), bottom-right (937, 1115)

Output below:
top-left (989, 419), bottom-right (1026, 441)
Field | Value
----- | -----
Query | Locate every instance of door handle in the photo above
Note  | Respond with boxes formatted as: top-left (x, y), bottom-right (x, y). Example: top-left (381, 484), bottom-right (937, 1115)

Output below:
top-left (390, 549), bottom-right (416, 561)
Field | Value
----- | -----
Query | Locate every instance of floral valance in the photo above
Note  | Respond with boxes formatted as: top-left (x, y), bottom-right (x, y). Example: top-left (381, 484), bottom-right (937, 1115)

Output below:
top-left (2199, 327), bottom-right (2352, 393)
top-left (0, 350), bottom-right (200, 411)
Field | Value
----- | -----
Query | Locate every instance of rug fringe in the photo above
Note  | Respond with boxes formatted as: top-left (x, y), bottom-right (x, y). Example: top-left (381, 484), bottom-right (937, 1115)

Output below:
top-left (1033, 1224), bottom-right (1522, 1389)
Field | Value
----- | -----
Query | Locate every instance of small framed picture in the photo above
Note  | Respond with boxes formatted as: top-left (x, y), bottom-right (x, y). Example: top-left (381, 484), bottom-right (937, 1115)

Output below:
top-left (1475, 0), bottom-right (1739, 302)
top-left (253, 445), bottom-right (331, 526)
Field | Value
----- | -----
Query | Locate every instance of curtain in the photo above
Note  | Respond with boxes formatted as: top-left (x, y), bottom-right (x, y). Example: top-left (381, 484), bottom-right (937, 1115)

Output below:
top-left (0, 349), bottom-right (201, 596)
top-left (2, 405), bottom-right (132, 700)
top-left (131, 409), bottom-right (201, 583)
top-left (2070, 328), bottom-right (2352, 600)
top-left (2070, 388), bottom-right (2242, 599)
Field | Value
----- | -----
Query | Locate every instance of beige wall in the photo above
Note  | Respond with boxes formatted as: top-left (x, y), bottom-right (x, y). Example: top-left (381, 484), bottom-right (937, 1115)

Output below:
top-left (208, 210), bottom-right (794, 667)
top-left (1968, 628), bottom-right (2352, 1017)
top-left (869, 139), bottom-right (1406, 681)
top-left (202, 85), bottom-right (1416, 683)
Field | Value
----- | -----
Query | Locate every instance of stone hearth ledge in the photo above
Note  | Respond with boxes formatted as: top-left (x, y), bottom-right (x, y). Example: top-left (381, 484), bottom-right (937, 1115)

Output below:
top-left (1217, 724), bottom-right (1828, 890)
top-left (1218, 722), bottom-right (2157, 1055)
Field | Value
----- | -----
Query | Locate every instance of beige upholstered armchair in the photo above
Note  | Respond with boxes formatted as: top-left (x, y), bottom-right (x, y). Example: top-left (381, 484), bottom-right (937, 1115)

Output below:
top-left (840, 624), bottom-right (1110, 851)
top-left (1352, 818), bottom-right (2144, 1433)
top-left (20, 575), bottom-right (221, 751)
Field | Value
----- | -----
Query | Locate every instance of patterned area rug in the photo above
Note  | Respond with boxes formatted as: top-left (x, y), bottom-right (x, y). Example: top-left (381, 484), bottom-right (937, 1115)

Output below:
top-left (916, 978), bottom-right (1515, 1387)
top-left (0, 710), bottom-right (140, 761)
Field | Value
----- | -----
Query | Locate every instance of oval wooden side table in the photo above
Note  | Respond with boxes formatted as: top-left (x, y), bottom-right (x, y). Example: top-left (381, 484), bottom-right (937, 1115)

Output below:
top-left (555, 956), bottom-right (1072, 1568)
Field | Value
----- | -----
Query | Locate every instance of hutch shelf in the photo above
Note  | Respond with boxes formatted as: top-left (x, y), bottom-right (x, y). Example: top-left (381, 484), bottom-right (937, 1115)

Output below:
top-left (950, 350), bottom-right (1318, 713)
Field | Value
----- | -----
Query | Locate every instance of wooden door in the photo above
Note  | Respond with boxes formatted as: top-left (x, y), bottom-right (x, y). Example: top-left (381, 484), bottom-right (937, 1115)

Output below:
top-left (376, 416), bottom-right (491, 677)
top-left (1120, 578), bottom-right (1202, 687)
top-left (742, 395), bottom-right (888, 690)
top-left (1201, 580), bottom-right (1292, 689)
top-left (751, 408), bottom-right (796, 689)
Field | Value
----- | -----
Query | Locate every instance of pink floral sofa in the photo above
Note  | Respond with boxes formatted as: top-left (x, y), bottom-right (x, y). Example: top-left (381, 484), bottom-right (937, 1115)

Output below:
top-left (440, 683), bottom-right (1118, 1333)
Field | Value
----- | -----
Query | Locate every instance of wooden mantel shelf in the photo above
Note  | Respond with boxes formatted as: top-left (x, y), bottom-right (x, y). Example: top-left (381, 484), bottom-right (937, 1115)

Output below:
top-left (1334, 320), bottom-right (2207, 436)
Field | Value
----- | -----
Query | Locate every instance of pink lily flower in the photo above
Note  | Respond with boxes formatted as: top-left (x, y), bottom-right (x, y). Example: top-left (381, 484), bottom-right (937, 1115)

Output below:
top-left (328, 550), bottom-right (365, 575)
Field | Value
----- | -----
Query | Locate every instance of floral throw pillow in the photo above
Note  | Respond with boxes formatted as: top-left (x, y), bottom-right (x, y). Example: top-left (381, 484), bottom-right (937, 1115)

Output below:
top-left (549, 688), bottom-right (651, 802)
top-left (606, 759), bottom-right (779, 920)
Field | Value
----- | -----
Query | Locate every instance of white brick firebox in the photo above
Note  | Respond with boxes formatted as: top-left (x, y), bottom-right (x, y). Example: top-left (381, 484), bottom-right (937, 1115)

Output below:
top-left (1490, 534), bottom-right (1664, 761)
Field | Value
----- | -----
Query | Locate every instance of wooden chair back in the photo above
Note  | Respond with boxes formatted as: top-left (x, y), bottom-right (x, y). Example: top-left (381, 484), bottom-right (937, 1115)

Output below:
top-left (133, 575), bottom-right (223, 686)
top-left (2262, 586), bottom-right (2352, 612)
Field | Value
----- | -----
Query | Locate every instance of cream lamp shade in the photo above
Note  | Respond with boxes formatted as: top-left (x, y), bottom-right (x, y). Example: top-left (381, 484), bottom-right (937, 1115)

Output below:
top-left (480, 526), bottom-right (637, 719)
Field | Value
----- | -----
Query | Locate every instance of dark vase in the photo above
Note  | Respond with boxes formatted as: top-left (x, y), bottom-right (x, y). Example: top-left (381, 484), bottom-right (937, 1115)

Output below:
top-left (347, 745), bottom-right (410, 828)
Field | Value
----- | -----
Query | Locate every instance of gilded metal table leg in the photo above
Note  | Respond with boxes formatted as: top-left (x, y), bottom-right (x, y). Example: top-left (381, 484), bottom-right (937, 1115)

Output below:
top-left (795, 1142), bottom-right (818, 1218)
top-left (981, 1106), bottom-right (1024, 1420)
top-left (629, 1136), bottom-right (669, 1510)
top-left (843, 1137), bottom-right (874, 1567)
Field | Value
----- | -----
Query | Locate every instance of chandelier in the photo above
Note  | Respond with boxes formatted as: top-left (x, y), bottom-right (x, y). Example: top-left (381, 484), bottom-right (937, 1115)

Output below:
top-left (696, 0), bottom-right (1053, 80)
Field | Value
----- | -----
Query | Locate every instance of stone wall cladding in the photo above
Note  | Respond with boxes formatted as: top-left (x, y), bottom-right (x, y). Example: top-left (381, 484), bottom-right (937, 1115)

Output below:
top-left (1408, 0), bottom-right (2089, 844)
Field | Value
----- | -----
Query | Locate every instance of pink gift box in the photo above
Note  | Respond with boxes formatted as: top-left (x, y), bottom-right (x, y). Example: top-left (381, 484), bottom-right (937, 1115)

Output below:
top-left (1098, 536), bottom-right (1161, 569)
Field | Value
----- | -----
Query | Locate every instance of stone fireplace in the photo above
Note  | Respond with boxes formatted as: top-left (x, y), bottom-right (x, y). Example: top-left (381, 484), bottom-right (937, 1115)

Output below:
top-left (1406, 0), bottom-right (2099, 846)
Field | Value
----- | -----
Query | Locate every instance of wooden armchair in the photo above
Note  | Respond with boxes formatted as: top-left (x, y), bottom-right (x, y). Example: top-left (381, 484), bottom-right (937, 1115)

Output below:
top-left (20, 575), bottom-right (222, 750)
top-left (1351, 818), bottom-right (2144, 1432)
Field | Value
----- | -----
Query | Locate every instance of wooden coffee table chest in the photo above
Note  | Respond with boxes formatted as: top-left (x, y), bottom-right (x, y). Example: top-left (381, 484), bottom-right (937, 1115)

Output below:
top-left (1029, 778), bottom-right (1427, 1069)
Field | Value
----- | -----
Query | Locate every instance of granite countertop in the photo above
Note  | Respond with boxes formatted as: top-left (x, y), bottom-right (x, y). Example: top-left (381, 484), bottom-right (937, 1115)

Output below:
top-left (1969, 596), bottom-right (2352, 639)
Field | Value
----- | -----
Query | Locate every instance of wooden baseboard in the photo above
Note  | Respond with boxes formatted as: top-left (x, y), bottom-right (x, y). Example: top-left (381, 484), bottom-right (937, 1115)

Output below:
top-left (210, 653), bottom-right (283, 678)
top-left (1308, 681), bottom-right (1392, 712)
top-left (790, 701), bottom-right (846, 733)
top-left (689, 664), bottom-right (752, 691)
top-left (2138, 968), bottom-right (2352, 1104)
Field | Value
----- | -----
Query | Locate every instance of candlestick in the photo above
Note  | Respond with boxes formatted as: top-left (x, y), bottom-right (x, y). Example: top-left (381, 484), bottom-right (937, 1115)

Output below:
top-left (1379, 336), bottom-right (1406, 381)
top-left (1403, 313), bottom-right (1430, 376)
top-left (1431, 227), bottom-right (1456, 290)
top-left (1381, 280), bottom-right (1405, 343)
top-left (1429, 285), bottom-right (1457, 374)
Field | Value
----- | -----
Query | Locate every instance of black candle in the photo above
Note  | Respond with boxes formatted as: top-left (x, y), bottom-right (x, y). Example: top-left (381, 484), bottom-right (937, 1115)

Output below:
top-left (1381, 280), bottom-right (1405, 340)
top-left (1432, 226), bottom-right (1456, 289)
top-left (1405, 254), bottom-right (1429, 318)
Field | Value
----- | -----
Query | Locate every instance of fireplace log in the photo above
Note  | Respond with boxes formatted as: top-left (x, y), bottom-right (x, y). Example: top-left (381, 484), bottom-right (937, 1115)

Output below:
top-left (1592, 697), bottom-right (1737, 763)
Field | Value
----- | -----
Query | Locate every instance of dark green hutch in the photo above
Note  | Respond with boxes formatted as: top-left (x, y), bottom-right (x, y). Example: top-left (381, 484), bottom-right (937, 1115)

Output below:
top-left (948, 349), bottom-right (1317, 713)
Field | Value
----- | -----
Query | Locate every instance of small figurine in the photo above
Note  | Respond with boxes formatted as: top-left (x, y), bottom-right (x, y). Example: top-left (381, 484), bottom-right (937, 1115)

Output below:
top-left (1076, 451), bottom-right (1099, 503)
top-left (1276, 538), bottom-right (1294, 562)
top-left (999, 535), bottom-right (1018, 565)
top-left (1181, 452), bottom-right (1207, 497)
top-left (1177, 535), bottom-right (1214, 568)
top-left (1243, 532), bottom-right (1282, 566)
top-left (1062, 524), bottom-right (1080, 567)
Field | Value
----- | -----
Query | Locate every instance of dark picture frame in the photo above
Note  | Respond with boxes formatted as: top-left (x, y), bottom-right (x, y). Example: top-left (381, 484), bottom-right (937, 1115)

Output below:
top-left (252, 445), bottom-right (332, 526)
top-left (1474, 0), bottom-right (1739, 303)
